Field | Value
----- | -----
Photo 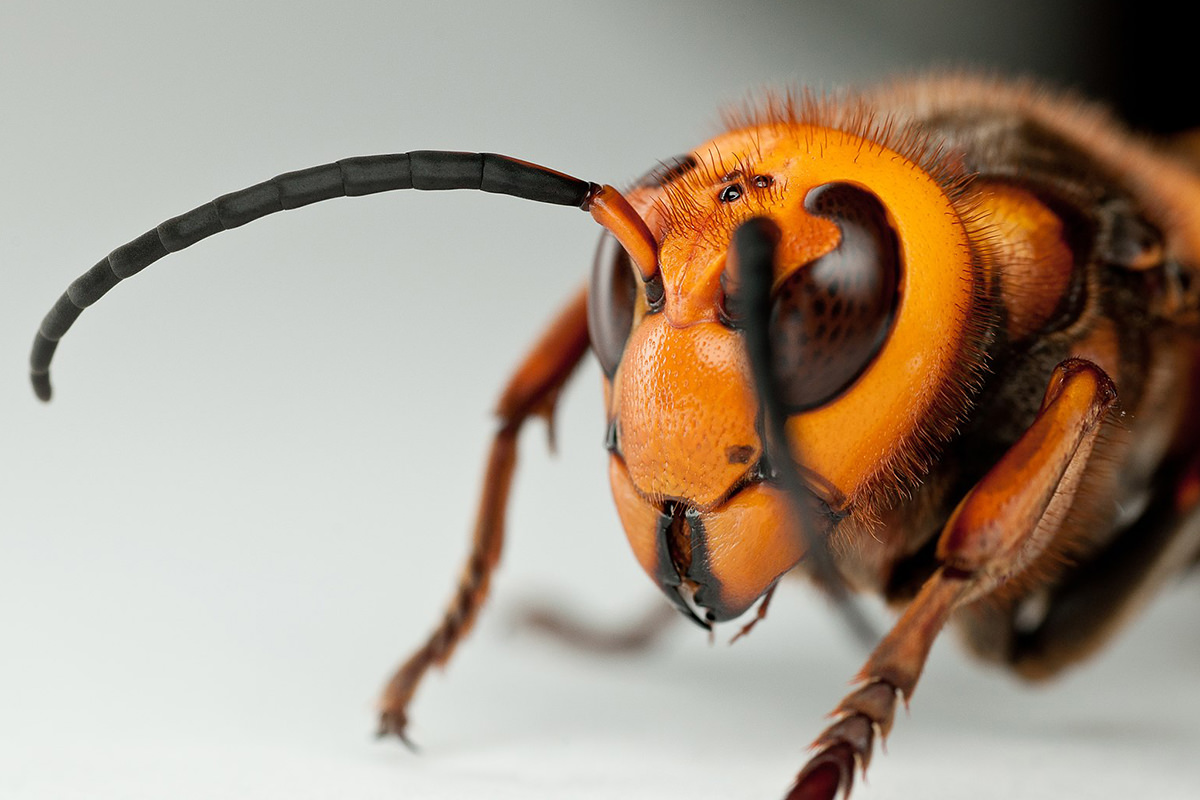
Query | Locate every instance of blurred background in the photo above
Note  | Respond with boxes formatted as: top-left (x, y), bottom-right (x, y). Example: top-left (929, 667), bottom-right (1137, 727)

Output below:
top-left (1, 2), bottom-right (1196, 798)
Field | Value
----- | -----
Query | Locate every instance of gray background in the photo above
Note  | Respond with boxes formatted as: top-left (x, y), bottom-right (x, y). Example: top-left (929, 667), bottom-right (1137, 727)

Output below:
top-left (2, 2), bottom-right (1197, 798)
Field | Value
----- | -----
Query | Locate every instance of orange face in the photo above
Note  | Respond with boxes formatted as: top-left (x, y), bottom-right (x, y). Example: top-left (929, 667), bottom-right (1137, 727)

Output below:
top-left (588, 122), bottom-right (983, 624)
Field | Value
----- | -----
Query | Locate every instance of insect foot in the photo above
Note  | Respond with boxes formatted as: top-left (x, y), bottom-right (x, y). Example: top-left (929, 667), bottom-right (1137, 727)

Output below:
top-left (376, 708), bottom-right (415, 750)
top-left (28, 73), bottom-right (1200, 800)
top-left (377, 648), bottom-right (429, 750)
top-left (785, 681), bottom-right (898, 800)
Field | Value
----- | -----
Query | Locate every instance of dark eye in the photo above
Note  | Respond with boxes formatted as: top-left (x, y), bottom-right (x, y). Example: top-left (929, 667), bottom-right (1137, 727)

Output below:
top-left (769, 183), bottom-right (900, 410)
top-left (588, 232), bottom-right (638, 378)
top-left (719, 184), bottom-right (743, 203)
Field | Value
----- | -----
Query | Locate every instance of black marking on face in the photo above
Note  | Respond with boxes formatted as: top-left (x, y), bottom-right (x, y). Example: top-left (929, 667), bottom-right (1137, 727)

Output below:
top-left (604, 419), bottom-right (620, 454)
top-left (726, 444), bottom-right (755, 465)
top-left (683, 508), bottom-right (726, 623)
top-left (654, 504), bottom-right (710, 630)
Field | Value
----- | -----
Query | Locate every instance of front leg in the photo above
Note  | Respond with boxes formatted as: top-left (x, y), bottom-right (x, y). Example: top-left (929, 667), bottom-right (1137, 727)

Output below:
top-left (787, 358), bottom-right (1117, 799)
top-left (376, 288), bottom-right (590, 743)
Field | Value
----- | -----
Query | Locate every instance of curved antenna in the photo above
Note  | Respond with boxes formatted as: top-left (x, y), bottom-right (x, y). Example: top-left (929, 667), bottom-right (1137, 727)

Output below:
top-left (30, 151), bottom-right (610, 401)
top-left (732, 216), bottom-right (879, 647)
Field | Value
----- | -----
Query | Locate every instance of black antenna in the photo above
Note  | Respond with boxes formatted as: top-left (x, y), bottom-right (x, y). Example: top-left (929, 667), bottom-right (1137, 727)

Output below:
top-left (30, 151), bottom-right (600, 401)
top-left (732, 216), bottom-right (878, 647)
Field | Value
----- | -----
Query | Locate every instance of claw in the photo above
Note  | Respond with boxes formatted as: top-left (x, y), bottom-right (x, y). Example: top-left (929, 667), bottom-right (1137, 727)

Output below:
top-left (787, 679), bottom-right (894, 800)
top-left (729, 583), bottom-right (777, 645)
top-left (786, 742), bottom-right (856, 800)
top-left (376, 709), bottom-right (419, 752)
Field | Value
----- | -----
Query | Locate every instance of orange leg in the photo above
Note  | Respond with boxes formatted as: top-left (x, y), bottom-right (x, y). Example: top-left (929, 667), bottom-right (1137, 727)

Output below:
top-left (786, 358), bottom-right (1117, 800)
top-left (959, 448), bottom-right (1200, 680)
top-left (376, 288), bottom-right (590, 743)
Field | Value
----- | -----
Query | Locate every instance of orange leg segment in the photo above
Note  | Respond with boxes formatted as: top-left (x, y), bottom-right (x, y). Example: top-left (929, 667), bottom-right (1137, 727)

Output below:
top-left (786, 358), bottom-right (1117, 800)
top-left (376, 287), bottom-right (590, 743)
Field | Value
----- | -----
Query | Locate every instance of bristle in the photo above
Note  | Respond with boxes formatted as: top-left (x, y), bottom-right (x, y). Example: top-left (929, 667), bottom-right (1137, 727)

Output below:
top-left (630, 81), bottom-right (1006, 528)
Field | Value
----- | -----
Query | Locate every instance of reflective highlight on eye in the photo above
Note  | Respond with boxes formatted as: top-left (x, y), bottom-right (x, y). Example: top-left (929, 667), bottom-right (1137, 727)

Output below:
top-left (719, 184), bottom-right (744, 203)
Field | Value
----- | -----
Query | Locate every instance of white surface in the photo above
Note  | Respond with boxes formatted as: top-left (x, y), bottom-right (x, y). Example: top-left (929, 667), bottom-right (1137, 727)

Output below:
top-left (2, 581), bottom-right (1199, 800)
top-left (1, 2), bottom-right (1196, 799)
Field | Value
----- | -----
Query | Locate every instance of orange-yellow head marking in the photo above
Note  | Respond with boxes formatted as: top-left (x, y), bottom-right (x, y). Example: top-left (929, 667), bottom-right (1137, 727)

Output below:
top-left (590, 120), bottom-right (985, 624)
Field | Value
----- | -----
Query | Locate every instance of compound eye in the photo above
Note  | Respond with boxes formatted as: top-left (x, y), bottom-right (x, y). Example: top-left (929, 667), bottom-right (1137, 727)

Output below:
top-left (769, 183), bottom-right (900, 410)
top-left (588, 232), bottom-right (638, 377)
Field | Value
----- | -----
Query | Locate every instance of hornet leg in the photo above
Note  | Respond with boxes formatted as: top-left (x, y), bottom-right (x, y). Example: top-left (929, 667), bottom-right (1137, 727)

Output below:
top-left (377, 288), bottom-right (590, 742)
top-left (786, 358), bottom-right (1117, 799)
